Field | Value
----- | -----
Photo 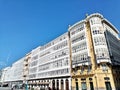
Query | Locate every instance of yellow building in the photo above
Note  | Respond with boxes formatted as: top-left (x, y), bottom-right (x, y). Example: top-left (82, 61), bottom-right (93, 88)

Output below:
top-left (69, 13), bottom-right (120, 90)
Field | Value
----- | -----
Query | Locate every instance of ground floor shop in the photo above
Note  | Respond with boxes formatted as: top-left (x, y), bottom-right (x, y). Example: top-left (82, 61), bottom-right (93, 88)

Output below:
top-left (71, 71), bottom-right (116, 90)
top-left (72, 75), bottom-right (115, 90)
top-left (28, 77), bottom-right (71, 90)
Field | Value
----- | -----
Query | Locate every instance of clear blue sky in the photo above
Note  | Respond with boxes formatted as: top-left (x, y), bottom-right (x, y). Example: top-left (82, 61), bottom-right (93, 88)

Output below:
top-left (0, 0), bottom-right (120, 69)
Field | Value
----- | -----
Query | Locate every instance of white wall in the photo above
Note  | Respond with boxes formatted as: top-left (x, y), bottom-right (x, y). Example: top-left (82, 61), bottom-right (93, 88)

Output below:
top-left (2, 57), bottom-right (24, 82)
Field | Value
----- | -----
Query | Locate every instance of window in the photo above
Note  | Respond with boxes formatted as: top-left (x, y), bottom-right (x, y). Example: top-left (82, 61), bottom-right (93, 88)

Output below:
top-left (76, 82), bottom-right (79, 90)
top-left (81, 82), bottom-right (87, 90)
top-left (32, 55), bottom-right (38, 60)
top-left (30, 60), bottom-right (38, 67)
top-left (91, 20), bottom-right (93, 25)
top-left (94, 37), bottom-right (106, 46)
top-left (90, 82), bottom-right (94, 90)
top-left (91, 17), bottom-right (101, 25)
top-left (72, 42), bottom-right (87, 53)
top-left (71, 24), bottom-right (84, 35)
top-left (72, 33), bottom-right (85, 44)
top-left (101, 64), bottom-right (108, 72)
top-left (96, 48), bottom-right (109, 60)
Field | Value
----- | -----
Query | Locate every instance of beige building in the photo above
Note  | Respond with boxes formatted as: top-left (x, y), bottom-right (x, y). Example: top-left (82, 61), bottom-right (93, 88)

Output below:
top-left (23, 53), bottom-right (31, 84)
top-left (69, 13), bottom-right (120, 90)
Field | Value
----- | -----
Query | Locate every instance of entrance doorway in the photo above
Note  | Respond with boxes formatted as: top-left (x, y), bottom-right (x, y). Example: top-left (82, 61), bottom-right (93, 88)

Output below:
top-left (52, 80), bottom-right (55, 90)
top-left (105, 82), bottom-right (112, 90)
top-left (90, 82), bottom-right (94, 90)
top-left (56, 80), bottom-right (59, 90)
top-left (66, 79), bottom-right (69, 90)
top-left (61, 80), bottom-right (64, 90)
top-left (76, 82), bottom-right (79, 90)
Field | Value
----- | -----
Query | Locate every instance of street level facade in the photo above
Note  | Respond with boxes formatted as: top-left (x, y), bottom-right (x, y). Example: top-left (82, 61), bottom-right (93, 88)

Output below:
top-left (0, 13), bottom-right (120, 90)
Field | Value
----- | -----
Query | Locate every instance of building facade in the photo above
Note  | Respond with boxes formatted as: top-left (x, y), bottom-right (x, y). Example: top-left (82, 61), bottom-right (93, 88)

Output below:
top-left (1, 13), bottom-right (120, 90)
top-left (69, 13), bottom-right (120, 90)
top-left (1, 58), bottom-right (24, 87)
top-left (23, 53), bottom-right (31, 84)
top-left (0, 67), bottom-right (10, 84)
top-left (28, 32), bottom-right (71, 90)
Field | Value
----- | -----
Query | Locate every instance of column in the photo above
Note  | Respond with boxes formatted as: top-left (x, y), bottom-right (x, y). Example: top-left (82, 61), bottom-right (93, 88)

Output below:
top-left (49, 79), bottom-right (52, 89)
top-left (86, 78), bottom-right (90, 90)
top-left (68, 78), bottom-right (72, 90)
top-left (63, 79), bottom-right (66, 90)
top-left (55, 79), bottom-right (57, 89)
top-left (59, 79), bottom-right (61, 90)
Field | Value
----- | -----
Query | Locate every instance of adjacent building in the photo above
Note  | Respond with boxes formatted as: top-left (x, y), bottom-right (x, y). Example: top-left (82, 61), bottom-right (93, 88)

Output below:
top-left (23, 53), bottom-right (31, 84)
top-left (28, 32), bottom-right (71, 90)
top-left (1, 58), bottom-right (24, 87)
top-left (1, 13), bottom-right (120, 90)
top-left (0, 67), bottom-right (10, 84)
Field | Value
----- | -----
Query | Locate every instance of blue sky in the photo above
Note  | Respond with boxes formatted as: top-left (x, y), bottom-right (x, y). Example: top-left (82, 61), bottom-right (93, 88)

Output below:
top-left (0, 0), bottom-right (120, 69)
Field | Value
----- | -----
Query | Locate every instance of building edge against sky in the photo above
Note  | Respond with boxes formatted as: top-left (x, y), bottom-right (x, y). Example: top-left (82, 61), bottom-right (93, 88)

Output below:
top-left (0, 13), bottom-right (120, 90)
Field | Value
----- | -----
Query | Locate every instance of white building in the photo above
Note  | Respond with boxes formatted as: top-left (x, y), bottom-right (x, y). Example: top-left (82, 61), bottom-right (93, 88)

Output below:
top-left (28, 32), bottom-right (71, 90)
top-left (1, 57), bottom-right (24, 87)
top-left (1, 67), bottom-right (11, 83)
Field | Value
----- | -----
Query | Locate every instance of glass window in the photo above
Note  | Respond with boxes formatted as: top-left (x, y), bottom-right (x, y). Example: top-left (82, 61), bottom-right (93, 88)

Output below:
top-left (105, 82), bottom-right (112, 90)
top-left (81, 82), bottom-right (87, 90)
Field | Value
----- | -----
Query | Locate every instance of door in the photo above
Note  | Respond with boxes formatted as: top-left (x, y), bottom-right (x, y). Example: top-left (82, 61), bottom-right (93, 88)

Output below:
top-left (66, 79), bottom-right (69, 90)
top-left (76, 82), bottom-right (79, 90)
top-left (90, 82), bottom-right (94, 90)
top-left (52, 80), bottom-right (55, 90)
top-left (61, 80), bottom-right (64, 90)
top-left (56, 80), bottom-right (59, 90)
top-left (105, 82), bottom-right (112, 90)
